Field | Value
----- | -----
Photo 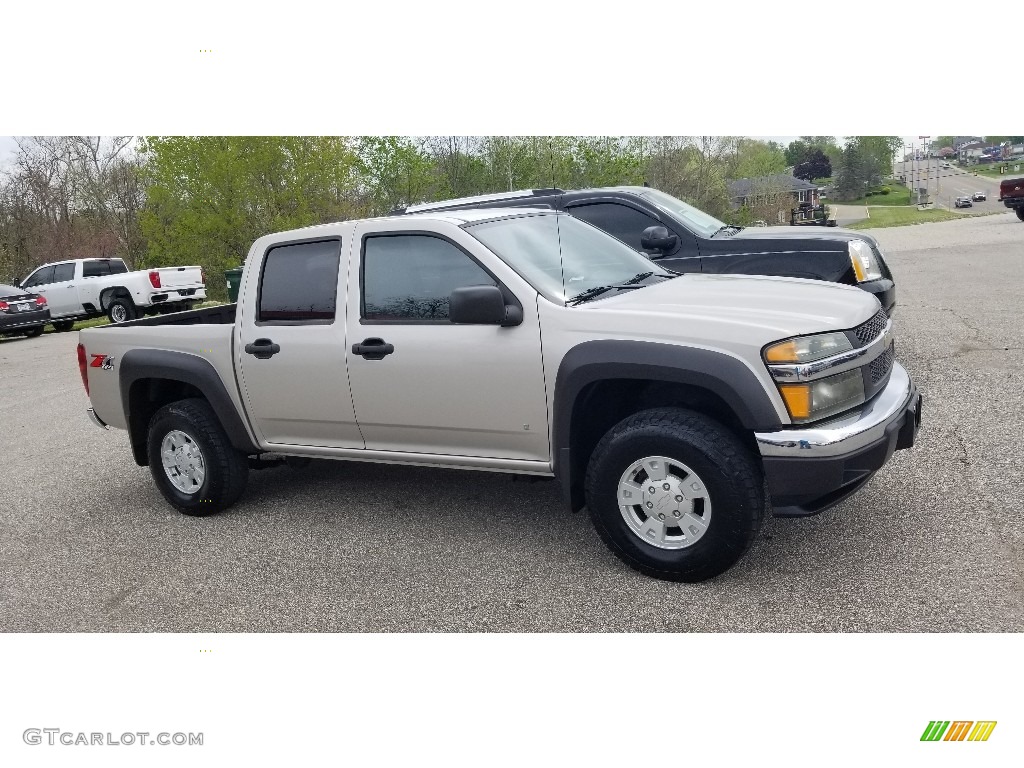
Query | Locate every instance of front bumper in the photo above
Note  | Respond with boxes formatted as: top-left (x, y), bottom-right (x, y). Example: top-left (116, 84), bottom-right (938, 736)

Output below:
top-left (755, 361), bottom-right (920, 516)
top-left (860, 277), bottom-right (896, 315)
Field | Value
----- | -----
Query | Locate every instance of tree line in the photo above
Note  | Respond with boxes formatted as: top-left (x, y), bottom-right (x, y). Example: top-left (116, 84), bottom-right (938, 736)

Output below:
top-left (0, 135), bottom-right (899, 299)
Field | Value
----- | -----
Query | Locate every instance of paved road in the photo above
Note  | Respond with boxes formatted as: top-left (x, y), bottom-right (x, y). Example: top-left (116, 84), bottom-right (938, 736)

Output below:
top-left (829, 204), bottom-right (869, 226)
top-left (894, 157), bottom-right (1013, 213)
top-left (2, 215), bottom-right (1023, 632)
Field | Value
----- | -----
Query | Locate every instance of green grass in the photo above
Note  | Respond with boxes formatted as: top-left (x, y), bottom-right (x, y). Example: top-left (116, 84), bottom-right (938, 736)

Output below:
top-left (847, 207), bottom-right (971, 229)
top-left (960, 162), bottom-right (1024, 178)
top-left (42, 301), bottom-right (225, 334)
top-left (840, 182), bottom-right (912, 206)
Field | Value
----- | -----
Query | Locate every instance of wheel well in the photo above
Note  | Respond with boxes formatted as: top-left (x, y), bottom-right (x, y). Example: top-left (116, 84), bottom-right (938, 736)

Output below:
top-left (566, 379), bottom-right (757, 511)
top-left (127, 378), bottom-right (205, 466)
top-left (100, 286), bottom-right (133, 311)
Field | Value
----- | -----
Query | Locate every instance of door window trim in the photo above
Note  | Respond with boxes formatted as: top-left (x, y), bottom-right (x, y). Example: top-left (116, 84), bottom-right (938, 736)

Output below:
top-left (254, 236), bottom-right (344, 327)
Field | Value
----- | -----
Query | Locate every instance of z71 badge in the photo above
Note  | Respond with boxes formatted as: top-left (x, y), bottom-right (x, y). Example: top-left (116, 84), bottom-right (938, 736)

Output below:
top-left (89, 354), bottom-right (116, 370)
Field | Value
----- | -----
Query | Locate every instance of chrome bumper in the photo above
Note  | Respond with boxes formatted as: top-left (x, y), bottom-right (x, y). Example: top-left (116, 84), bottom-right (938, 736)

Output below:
top-left (87, 408), bottom-right (109, 430)
top-left (755, 362), bottom-right (915, 458)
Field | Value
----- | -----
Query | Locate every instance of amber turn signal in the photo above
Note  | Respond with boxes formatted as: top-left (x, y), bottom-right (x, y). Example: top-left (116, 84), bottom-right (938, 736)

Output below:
top-left (778, 384), bottom-right (811, 420)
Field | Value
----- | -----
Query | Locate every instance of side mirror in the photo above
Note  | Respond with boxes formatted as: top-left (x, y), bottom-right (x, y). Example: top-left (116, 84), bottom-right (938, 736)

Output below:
top-left (449, 285), bottom-right (522, 327)
top-left (640, 226), bottom-right (678, 257)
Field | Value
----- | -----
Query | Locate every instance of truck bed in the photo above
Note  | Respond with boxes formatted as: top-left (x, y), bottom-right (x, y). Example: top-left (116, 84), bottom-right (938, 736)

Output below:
top-left (97, 303), bottom-right (237, 329)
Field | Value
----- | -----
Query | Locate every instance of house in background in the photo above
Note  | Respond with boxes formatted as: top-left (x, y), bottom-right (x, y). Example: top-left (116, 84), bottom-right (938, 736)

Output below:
top-left (728, 174), bottom-right (819, 206)
top-left (727, 174), bottom-right (819, 225)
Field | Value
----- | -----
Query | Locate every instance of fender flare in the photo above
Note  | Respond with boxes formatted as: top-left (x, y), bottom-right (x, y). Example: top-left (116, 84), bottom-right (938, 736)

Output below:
top-left (118, 348), bottom-right (260, 465)
top-left (552, 340), bottom-right (785, 510)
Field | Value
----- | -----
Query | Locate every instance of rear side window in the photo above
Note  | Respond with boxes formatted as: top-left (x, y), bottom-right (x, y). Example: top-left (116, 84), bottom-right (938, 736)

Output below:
top-left (52, 263), bottom-right (75, 282)
top-left (567, 203), bottom-right (663, 250)
top-left (83, 260), bottom-right (127, 277)
top-left (258, 240), bottom-right (341, 323)
top-left (361, 234), bottom-right (496, 322)
top-left (23, 266), bottom-right (55, 287)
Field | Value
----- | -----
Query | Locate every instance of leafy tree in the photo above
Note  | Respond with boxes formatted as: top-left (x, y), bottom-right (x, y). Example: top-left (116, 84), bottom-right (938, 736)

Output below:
top-left (139, 137), bottom-right (363, 299)
top-left (785, 136), bottom-right (838, 168)
top-left (793, 149), bottom-right (831, 181)
top-left (729, 139), bottom-right (787, 180)
top-left (355, 136), bottom-right (436, 214)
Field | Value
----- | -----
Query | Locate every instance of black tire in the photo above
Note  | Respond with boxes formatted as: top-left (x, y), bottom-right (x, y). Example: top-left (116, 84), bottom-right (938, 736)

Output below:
top-left (107, 297), bottom-right (136, 323)
top-left (585, 407), bottom-right (765, 582)
top-left (1016, 207), bottom-right (1024, 222)
top-left (51, 320), bottom-right (75, 332)
top-left (146, 398), bottom-right (249, 516)
top-left (23, 326), bottom-right (44, 338)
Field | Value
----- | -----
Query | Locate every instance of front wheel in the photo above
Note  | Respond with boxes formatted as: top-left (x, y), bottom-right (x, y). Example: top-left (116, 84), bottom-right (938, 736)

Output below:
top-left (146, 398), bottom-right (249, 516)
top-left (585, 408), bottom-right (766, 582)
top-left (51, 320), bottom-right (75, 332)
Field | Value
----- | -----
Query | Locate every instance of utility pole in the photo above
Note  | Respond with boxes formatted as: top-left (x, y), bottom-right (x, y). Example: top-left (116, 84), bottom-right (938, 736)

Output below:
top-left (920, 136), bottom-right (930, 204)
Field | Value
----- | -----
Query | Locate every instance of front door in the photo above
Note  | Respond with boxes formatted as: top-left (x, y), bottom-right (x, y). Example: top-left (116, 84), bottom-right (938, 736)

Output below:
top-left (345, 225), bottom-right (549, 462)
top-left (564, 200), bottom-right (702, 273)
top-left (43, 262), bottom-right (80, 317)
top-left (236, 236), bottom-right (364, 450)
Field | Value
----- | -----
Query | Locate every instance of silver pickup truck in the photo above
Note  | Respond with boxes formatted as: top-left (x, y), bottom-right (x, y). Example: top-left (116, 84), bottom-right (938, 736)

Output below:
top-left (78, 208), bottom-right (921, 581)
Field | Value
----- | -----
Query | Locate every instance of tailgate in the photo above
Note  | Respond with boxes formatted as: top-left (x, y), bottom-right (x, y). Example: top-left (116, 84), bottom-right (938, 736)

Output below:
top-left (155, 266), bottom-right (205, 289)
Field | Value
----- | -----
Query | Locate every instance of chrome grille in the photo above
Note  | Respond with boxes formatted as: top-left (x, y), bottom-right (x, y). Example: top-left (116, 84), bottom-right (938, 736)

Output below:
top-left (869, 343), bottom-right (894, 384)
top-left (853, 309), bottom-right (889, 347)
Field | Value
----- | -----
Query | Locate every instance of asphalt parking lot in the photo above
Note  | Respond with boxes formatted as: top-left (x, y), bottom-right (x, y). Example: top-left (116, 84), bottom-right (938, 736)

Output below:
top-left (2, 212), bottom-right (1022, 632)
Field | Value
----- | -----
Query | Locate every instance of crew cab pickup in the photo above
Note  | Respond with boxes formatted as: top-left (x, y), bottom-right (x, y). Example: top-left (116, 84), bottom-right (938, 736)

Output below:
top-left (998, 177), bottom-right (1024, 221)
top-left (395, 186), bottom-right (898, 314)
top-left (78, 209), bottom-right (921, 582)
top-left (19, 258), bottom-right (206, 330)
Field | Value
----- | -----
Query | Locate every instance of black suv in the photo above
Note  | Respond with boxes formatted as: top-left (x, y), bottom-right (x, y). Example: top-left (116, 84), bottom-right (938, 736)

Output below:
top-left (397, 186), bottom-right (896, 314)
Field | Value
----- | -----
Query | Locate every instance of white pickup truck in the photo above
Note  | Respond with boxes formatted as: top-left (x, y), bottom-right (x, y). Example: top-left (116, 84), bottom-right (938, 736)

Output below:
top-left (77, 209), bottom-right (921, 581)
top-left (19, 257), bottom-right (206, 329)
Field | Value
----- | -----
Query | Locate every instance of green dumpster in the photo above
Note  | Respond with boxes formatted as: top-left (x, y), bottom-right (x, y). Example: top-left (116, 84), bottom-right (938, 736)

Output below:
top-left (225, 267), bottom-right (243, 303)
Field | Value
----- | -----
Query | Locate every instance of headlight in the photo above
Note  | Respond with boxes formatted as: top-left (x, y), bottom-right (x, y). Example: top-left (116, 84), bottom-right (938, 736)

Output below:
top-left (764, 332), bottom-right (852, 364)
top-left (777, 368), bottom-right (866, 423)
top-left (849, 239), bottom-right (882, 282)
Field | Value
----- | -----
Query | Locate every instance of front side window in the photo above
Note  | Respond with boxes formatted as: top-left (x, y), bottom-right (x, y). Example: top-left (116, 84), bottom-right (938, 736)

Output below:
top-left (466, 213), bottom-right (671, 304)
top-left (638, 188), bottom-right (728, 238)
top-left (566, 203), bottom-right (663, 251)
top-left (23, 266), bottom-right (55, 288)
top-left (361, 234), bottom-right (495, 322)
top-left (52, 263), bottom-right (75, 282)
top-left (258, 239), bottom-right (341, 322)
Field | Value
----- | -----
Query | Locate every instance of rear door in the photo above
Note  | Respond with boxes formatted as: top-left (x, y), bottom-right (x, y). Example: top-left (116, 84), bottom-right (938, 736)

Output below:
top-left (235, 233), bottom-right (364, 449)
top-left (344, 221), bottom-right (549, 461)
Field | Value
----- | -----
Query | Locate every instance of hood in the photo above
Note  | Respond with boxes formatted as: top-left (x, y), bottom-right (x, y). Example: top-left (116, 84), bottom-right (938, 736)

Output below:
top-left (727, 226), bottom-right (877, 247)
top-left (585, 272), bottom-right (880, 342)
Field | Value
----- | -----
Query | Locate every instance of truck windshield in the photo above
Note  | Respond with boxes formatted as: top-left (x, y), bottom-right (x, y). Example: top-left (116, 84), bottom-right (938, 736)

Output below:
top-left (465, 212), bottom-right (671, 305)
top-left (638, 188), bottom-right (728, 238)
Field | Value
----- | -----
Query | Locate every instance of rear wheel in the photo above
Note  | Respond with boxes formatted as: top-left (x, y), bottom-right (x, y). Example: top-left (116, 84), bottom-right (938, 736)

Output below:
top-left (107, 297), bottom-right (136, 323)
top-left (23, 326), bottom-right (44, 338)
top-left (51, 320), bottom-right (75, 332)
top-left (146, 398), bottom-right (249, 516)
top-left (1016, 207), bottom-right (1024, 222)
top-left (585, 407), bottom-right (766, 582)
